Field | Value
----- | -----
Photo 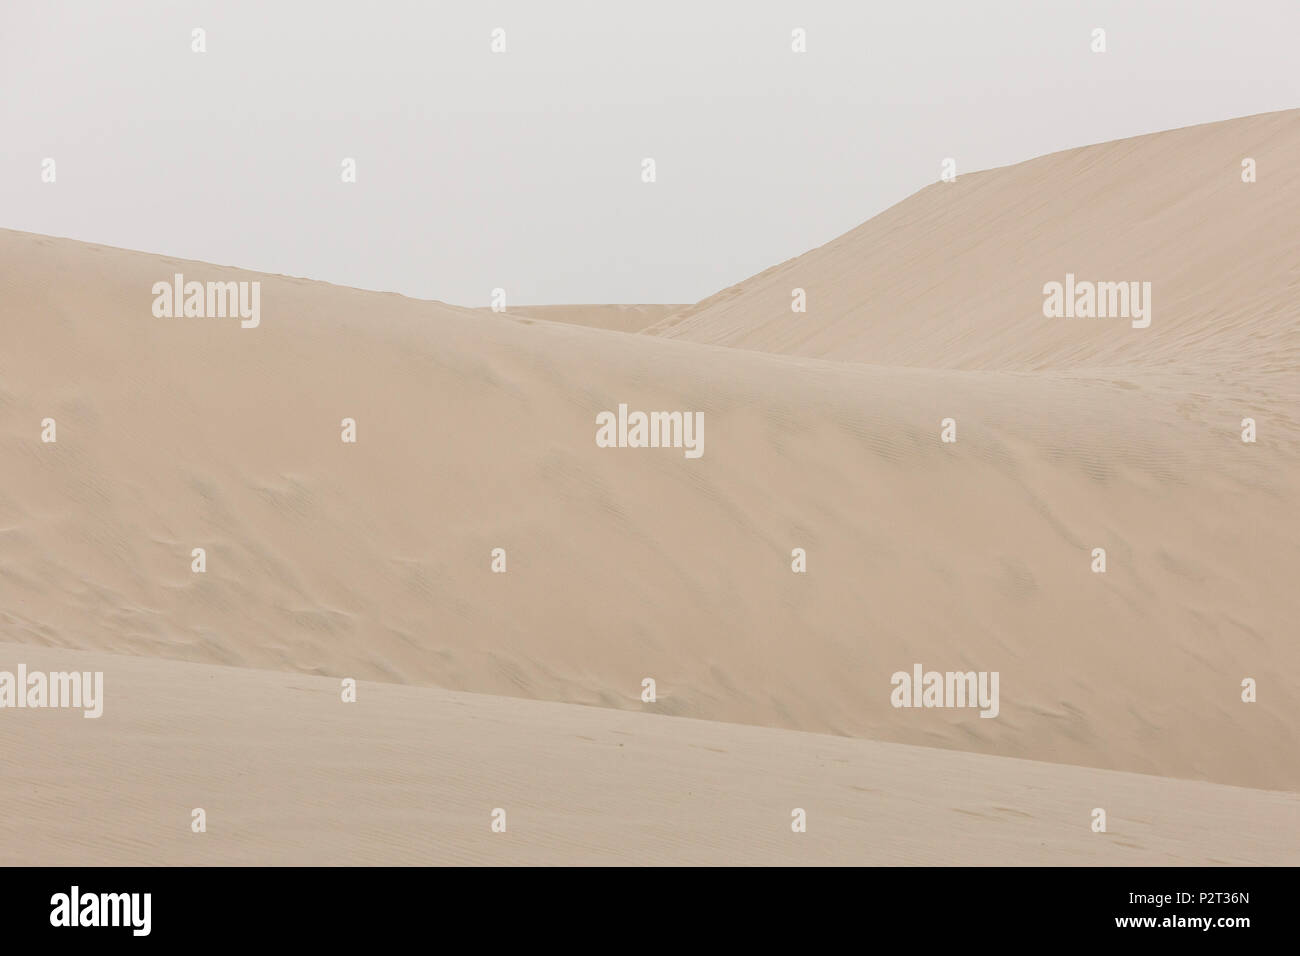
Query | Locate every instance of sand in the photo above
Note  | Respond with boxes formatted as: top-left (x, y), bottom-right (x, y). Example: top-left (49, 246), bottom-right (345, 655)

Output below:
top-left (3, 644), bottom-right (1295, 866)
top-left (477, 303), bottom-right (686, 334)
top-left (1, 110), bottom-right (1297, 865)
top-left (643, 109), bottom-right (1300, 380)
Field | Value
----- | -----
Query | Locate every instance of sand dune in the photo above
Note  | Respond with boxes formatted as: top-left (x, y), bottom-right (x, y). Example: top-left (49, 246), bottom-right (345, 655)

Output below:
top-left (643, 109), bottom-right (1300, 380)
top-left (3, 644), bottom-right (1294, 866)
top-left (1, 219), bottom-right (1296, 797)
top-left (2, 115), bottom-right (1298, 866)
top-left (477, 303), bottom-right (686, 334)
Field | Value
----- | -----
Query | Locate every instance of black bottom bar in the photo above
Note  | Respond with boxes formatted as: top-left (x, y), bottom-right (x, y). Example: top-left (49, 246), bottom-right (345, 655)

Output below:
top-left (0, 865), bottom-right (1286, 943)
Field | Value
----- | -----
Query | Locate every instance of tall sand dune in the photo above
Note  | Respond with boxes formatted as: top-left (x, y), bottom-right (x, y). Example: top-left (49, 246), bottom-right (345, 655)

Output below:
top-left (2, 209), bottom-right (1296, 795)
top-left (644, 109), bottom-right (1300, 380)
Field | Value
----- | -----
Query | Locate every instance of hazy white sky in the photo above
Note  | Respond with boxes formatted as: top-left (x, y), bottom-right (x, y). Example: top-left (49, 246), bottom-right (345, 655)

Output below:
top-left (3, 1), bottom-right (1297, 306)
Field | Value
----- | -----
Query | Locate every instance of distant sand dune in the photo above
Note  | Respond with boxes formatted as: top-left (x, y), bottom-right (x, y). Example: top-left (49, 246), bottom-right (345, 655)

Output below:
top-left (477, 303), bottom-right (686, 334)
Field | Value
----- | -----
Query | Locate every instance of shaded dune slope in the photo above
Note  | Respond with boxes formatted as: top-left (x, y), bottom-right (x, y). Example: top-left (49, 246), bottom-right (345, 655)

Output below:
top-left (2, 645), bottom-right (1295, 865)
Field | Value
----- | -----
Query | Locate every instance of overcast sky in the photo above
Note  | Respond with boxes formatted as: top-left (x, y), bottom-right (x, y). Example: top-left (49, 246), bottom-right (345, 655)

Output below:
top-left (3, 1), bottom-right (1297, 306)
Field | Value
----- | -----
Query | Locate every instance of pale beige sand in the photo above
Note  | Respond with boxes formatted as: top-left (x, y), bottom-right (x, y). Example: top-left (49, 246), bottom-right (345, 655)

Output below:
top-left (1, 209), bottom-right (1296, 798)
top-left (477, 303), bottom-right (686, 334)
top-left (2, 644), bottom-right (1294, 866)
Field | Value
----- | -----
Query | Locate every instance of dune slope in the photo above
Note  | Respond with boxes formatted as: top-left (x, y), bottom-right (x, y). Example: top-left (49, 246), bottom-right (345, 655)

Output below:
top-left (2, 644), bottom-right (1295, 866)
